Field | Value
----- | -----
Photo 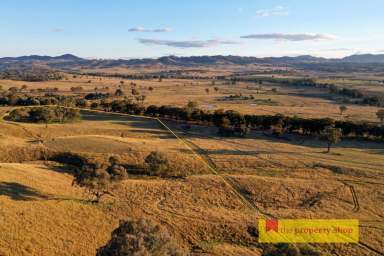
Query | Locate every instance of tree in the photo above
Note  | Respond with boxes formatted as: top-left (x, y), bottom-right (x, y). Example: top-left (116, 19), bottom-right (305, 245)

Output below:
top-left (262, 243), bottom-right (321, 256)
top-left (131, 88), bottom-right (140, 96)
top-left (8, 87), bottom-right (19, 93)
top-left (339, 105), bottom-right (347, 116)
top-left (90, 102), bottom-right (99, 109)
top-left (321, 126), bottom-right (342, 153)
top-left (144, 151), bottom-right (169, 177)
top-left (54, 106), bottom-right (80, 123)
top-left (218, 117), bottom-right (234, 136)
top-left (205, 88), bottom-right (210, 94)
top-left (73, 165), bottom-right (113, 203)
top-left (97, 218), bottom-right (186, 256)
top-left (29, 107), bottom-right (55, 125)
top-left (114, 89), bottom-right (124, 97)
top-left (214, 87), bottom-right (219, 92)
top-left (72, 160), bottom-right (127, 203)
top-left (186, 101), bottom-right (198, 111)
top-left (376, 109), bottom-right (384, 125)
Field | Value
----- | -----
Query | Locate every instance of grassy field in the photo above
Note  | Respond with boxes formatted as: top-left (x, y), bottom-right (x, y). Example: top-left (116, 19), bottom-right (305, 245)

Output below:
top-left (0, 108), bottom-right (383, 255)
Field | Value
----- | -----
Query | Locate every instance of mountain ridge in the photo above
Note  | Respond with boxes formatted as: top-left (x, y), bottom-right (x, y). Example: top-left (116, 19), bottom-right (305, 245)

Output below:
top-left (1, 53), bottom-right (384, 72)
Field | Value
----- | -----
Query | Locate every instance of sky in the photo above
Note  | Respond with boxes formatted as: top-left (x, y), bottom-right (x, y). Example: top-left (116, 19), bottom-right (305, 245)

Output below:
top-left (1, 0), bottom-right (384, 59)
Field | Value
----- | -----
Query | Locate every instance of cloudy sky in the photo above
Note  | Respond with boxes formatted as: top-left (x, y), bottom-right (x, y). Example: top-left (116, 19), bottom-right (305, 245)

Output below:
top-left (1, 0), bottom-right (383, 58)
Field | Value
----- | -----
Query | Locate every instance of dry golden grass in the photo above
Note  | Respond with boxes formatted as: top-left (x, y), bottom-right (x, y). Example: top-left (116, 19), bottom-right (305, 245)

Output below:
top-left (0, 163), bottom-right (115, 256)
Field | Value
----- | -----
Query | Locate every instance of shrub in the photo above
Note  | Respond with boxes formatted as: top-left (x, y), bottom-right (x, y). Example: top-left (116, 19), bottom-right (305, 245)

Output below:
top-left (97, 218), bottom-right (186, 256)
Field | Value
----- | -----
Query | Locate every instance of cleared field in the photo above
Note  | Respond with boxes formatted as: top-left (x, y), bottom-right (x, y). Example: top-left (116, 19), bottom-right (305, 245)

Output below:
top-left (0, 110), bottom-right (382, 255)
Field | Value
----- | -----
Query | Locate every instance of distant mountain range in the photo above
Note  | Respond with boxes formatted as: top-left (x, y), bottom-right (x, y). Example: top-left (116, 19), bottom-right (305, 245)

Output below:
top-left (1, 53), bottom-right (384, 72)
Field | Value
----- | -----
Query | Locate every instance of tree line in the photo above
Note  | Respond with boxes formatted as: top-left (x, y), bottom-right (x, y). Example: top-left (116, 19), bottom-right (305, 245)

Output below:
top-left (88, 100), bottom-right (384, 141)
top-left (2, 92), bottom-right (384, 141)
top-left (7, 106), bottom-right (80, 124)
top-left (0, 69), bottom-right (64, 81)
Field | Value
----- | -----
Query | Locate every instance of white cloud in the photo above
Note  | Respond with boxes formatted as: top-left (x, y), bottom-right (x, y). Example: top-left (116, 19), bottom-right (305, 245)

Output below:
top-left (138, 38), bottom-right (239, 48)
top-left (324, 48), bottom-right (351, 52)
top-left (256, 6), bottom-right (289, 17)
top-left (129, 27), bottom-right (172, 33)
top-left (241, 33), bottom-right (336, 41)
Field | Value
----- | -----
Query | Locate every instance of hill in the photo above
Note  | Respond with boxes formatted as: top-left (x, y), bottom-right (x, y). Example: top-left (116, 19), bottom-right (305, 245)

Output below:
top-left (2, 54), bottom-right (384, 73)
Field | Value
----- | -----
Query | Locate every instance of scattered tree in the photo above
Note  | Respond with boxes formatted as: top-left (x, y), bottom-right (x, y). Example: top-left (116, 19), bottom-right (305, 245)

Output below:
top-left (8, 87), bottom-right (19, 93)
top-left (131, 88), bottom-right (140, 96)
top-left (376, 109), bottom-right (384, 125)
top-left (339, 105), bottom-right (348, 116)
top-left (114, 89), bottom-right (124, 97)
top-left (321, 126), bottom-right (342, 153)
top-left (70, 86), bottom-right (83, 93)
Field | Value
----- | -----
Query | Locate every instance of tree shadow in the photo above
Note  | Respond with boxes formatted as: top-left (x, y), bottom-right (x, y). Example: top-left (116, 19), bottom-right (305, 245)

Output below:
top-left (0, 181), bottom-right (89, 203)
top-left (40, 164), bottom-right (77, 175)
top-left (110, 120), bottom-right (177, 139)
top-left (0, 182), bottom-right (50, 201)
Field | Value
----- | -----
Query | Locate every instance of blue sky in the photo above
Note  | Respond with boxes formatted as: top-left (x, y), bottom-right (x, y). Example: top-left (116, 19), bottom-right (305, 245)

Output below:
top-left (1, 0), bottom-right (383, 58)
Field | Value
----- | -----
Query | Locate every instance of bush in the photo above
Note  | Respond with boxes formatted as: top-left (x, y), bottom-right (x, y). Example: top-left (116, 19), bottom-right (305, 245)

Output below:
top-left (97, 218), bottom-right (186, 256)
